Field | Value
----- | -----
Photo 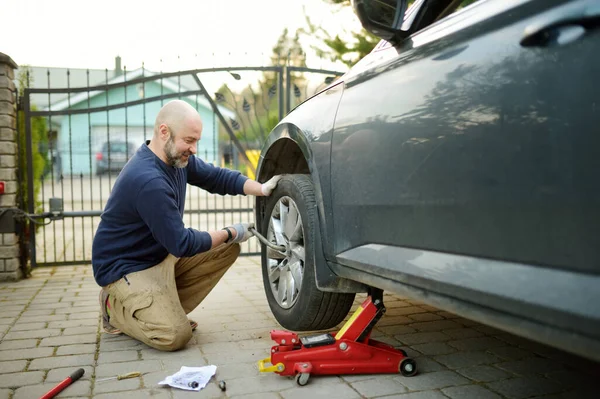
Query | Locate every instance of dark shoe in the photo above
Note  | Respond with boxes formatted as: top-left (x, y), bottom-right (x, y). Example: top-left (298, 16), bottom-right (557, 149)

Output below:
top-left (99, 289), bottom-right (122, 335)
top-left (189, 319), bottom-right (198, 331)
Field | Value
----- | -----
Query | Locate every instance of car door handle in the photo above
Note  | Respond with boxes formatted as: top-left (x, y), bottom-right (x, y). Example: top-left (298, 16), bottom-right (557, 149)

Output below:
top-left (520, 2), bottom-right (600, 47)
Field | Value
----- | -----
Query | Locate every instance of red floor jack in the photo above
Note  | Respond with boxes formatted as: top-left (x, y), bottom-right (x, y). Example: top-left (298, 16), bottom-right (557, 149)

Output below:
top-left (258, 289), bottom-right (417, 386)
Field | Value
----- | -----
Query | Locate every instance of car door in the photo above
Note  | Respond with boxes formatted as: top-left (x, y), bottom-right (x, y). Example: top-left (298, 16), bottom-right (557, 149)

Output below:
top-left (330, 0), bottom-right (600, 274)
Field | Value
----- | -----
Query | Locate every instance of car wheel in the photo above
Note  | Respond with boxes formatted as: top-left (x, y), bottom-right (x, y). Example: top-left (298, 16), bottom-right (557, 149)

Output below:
top-left (260, 174), bottom-right (355, 331)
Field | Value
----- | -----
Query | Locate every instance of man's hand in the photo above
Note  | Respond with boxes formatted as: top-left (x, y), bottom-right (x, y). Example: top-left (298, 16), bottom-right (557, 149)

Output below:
top-left (261, 175), bottom-right (283, 196)
top-left (229, 222), bottom-right (255, 243)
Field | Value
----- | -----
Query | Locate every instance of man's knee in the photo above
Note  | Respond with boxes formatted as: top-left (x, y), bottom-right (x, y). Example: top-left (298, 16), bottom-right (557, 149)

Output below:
top-left (150, 326), bottom-right (192, 352)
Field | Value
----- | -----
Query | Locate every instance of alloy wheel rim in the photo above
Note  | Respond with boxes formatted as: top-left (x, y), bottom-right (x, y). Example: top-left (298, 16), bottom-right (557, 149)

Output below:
top-left (266, 196), bottom-right (305, 309)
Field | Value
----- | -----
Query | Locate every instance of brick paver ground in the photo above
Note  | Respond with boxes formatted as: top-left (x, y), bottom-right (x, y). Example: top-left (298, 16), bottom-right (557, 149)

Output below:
top-left (0, 256), bottom-right (598, 398)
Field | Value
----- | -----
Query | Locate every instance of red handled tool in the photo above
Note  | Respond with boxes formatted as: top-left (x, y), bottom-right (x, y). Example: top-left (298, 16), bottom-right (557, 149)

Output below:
top-left (40, 368), bottom-right (84, 399)
top-left (258, 289), bottom-right (417, 386)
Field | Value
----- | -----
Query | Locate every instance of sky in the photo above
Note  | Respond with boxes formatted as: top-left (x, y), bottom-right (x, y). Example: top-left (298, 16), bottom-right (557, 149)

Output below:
top-left (3, 0), bottom-right (362, 73)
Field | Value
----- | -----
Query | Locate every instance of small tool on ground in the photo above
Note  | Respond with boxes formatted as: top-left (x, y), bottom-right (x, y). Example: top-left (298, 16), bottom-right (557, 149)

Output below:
top-left (97, 371), bottom-right (141, 382)
top-left (40, 368), bottom-right (85, 399)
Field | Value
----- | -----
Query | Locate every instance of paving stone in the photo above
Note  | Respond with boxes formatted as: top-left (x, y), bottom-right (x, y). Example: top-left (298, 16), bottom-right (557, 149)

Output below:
top-left (69, 312), bottom-right (99, 320)
top-left (486, 376), bottom-right (565, 399)
top-left (9, 322), bottom-right (47, 331)
top-left (0, 347), bottom-right (54, 361)
top-left (18, 315), bottom-right (66, 323)
top-left (40, 333), bottom-right (97, 347)
top-left (379, 325), bottom-right (418, 336)
top-left (3, 329), bottom-right (61, 340)
top-left (396, 332), bottom-right (450, 345)
top-left (456, 364), bottom-right (513, 382)
top-left (93, 376), bottom-right (141, 394)
top-left (443, 384), bottom-right (502, 398)
top-left (55, 305), bottom-right (98, 314)
top-left (229, 393), bottom-right (281, 399)
top-left (371, 335), bottom-right (404, 348)
top-left (20, 309), bottom-right (55, 317)
top-left (394, 370), bottom-right (469, 391)
top-left (13, 380), bottom-right (91, 399)
top-left (56, 344), bottom-right (97, 355)
top-left (543, 370), bottom-right (595, 392)
top-left (0, 311), bottom-right (21, 318)
top-left (487, 346), bottom-right (534, 360)
top-left (0, 339), bottom-right (38, 350)
top-left (29, 354), bottom-right (95, 370)
top-left (198, 340), bottom-right (242, 354)
top-left (0, 389), bottom-right (10, 399)
top-left (140, 345), bottom-right (202, 361)
top-left (448, 336), bottom-right (506, 351)
top-left (0, 360), bottom-right (26, 374)
top-left (27, 301), bottom-right (70, 309)
top-left (280, 376), bottom-right (362, 399)
top-left (412, 357), bottom-right (446, 373)
top-left (443, 328), bottom-right (484, 339)
top-left (410, 342), bottom-right (457, 356)
top-left (160, 358), bottom-right (209, 373)
top-left (380, 390), bottom-right (449, 398)
top-left (497, 357), bottom-right (567, 376)
top-left (436, 311), bottom-right (460, 319)
top-left (47, 319), bottom-right (98, 329)
top-left (45, 365), bottom-right (94, 382)
top-left (408, 313), bottom-right (444, 322)
top-left (0, 371), bottom-right (45, 388)
top-left (351, 377), bottom-right (408, 397)
top-left (62, 326), bottom-right (97, 336)
top-left (473, 325), bottom-right (507, 335)
top-left (434, 351), bottom-right (501, 369)
top-left (214, 362), bottom-right (265, 380)
top-left (99, 338), bottom-right (146, 352)
top-left (171, 381), bottom-right (225, 398)
top-left (95, 360), bottom-right (163, 377)
top-left (377, 316), bottom-right (413, 326)
top-left (97, 349), bottom-right (139, 364)
top-left (237, 338), bottom-right (274, 351)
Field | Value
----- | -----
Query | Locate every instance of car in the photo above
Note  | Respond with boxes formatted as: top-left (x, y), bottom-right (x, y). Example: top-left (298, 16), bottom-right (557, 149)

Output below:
top-left (255, 0), bottom-right (600, 363)
top-left (95, 141), bottom-right (137, 175)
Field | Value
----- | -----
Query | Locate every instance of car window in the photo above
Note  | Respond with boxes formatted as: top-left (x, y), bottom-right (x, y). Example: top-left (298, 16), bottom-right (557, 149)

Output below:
top-left (108, 142), bottom-right (128, 152)
top-left (435, 0), bottom-right (482, 21)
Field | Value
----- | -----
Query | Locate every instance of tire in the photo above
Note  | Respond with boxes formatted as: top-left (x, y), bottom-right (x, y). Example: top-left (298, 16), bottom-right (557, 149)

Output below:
top-left (260, 174), bottom-right (355, 331)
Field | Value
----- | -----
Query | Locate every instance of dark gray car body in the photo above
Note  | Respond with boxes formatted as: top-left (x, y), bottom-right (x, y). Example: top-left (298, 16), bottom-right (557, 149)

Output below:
top-left (256, 0), bottom-right (600, 361)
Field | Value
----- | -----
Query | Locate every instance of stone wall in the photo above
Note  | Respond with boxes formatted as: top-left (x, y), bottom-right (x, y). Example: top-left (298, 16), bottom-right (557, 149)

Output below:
top-left (0, 52), bottom-right (22, 281)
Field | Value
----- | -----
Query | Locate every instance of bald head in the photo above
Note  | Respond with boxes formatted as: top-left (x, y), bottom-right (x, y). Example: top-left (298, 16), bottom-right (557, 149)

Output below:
top-left (153, 100), bottom-right (202, 139)
top-left (149, 100), bottom-right (203, 168)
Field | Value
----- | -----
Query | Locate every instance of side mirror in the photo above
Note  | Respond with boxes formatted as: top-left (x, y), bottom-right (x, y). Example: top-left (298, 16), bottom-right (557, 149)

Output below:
top-left (352, 0), bottom-right (409, 41)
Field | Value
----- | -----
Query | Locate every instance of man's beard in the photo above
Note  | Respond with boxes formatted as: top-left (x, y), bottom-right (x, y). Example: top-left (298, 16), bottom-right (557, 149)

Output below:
top-left (165, 135), bottom-right (190, 168)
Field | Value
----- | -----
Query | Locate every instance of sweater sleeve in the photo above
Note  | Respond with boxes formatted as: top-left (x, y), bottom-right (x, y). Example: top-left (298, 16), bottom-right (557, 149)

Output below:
top-left (187, 156), bottom-right (248, 195)
top-left (136, 177), bottom-right (212, 257)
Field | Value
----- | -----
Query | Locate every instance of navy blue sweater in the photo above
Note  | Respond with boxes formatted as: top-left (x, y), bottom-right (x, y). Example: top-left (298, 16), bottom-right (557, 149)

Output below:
top-left (92, 142), bottom-right (248, 287)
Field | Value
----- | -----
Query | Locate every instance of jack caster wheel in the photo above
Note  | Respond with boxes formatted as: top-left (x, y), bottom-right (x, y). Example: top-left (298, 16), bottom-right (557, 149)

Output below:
top-left (400, 358), bottom-right (417, 377)
top-left (296, 372), bottom-right (310, 386)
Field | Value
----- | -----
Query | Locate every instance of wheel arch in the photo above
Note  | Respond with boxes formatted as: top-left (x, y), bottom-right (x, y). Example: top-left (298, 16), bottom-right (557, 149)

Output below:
top-left (255, 123), bottom-right (366, 294)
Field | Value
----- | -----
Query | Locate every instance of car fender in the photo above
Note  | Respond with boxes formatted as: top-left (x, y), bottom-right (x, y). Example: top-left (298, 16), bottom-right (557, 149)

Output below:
top-left (256, 120), bottom-right (366, 293)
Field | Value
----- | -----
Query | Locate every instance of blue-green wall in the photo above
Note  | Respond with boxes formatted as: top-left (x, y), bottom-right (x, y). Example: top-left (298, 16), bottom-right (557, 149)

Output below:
top-left (55, 80), bottom-right (219, 175)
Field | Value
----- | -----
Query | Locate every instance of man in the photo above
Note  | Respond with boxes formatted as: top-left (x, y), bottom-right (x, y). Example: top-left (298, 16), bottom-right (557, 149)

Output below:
top-left (92, 100), bottom-right (281, 351)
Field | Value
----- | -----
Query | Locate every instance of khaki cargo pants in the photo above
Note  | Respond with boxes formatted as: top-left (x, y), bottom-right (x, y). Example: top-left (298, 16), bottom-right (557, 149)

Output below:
top-left (104, 243), bottom-right (240, 351)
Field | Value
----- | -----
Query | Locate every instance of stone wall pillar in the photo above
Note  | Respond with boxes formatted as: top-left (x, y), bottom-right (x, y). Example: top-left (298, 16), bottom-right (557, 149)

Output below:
top-left (0, 53), bottom-right (22, 281)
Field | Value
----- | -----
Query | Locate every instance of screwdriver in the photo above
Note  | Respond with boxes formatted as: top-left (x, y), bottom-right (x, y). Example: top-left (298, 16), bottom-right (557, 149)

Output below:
top-left (96, 371), bottom-right (142, 382)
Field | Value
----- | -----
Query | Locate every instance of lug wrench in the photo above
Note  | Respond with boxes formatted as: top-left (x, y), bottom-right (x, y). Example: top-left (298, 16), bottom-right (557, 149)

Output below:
top-left (249, 227), bottom-right (286, 252)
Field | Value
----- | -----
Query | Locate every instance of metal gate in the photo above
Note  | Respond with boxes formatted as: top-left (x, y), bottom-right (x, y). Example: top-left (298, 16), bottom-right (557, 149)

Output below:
top-left (19, 65), bottom-right (344, 267)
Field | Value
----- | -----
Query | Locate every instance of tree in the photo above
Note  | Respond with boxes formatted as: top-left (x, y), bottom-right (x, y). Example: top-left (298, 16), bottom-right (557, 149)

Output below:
top-left (214, 28), bottom-right (309, 175)
top-left (301, 0), bottom-right (380, 67)
top-left (16, 66), bottom-right (48, 215)
top-left (305, 0), bottom-right (480, 67)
